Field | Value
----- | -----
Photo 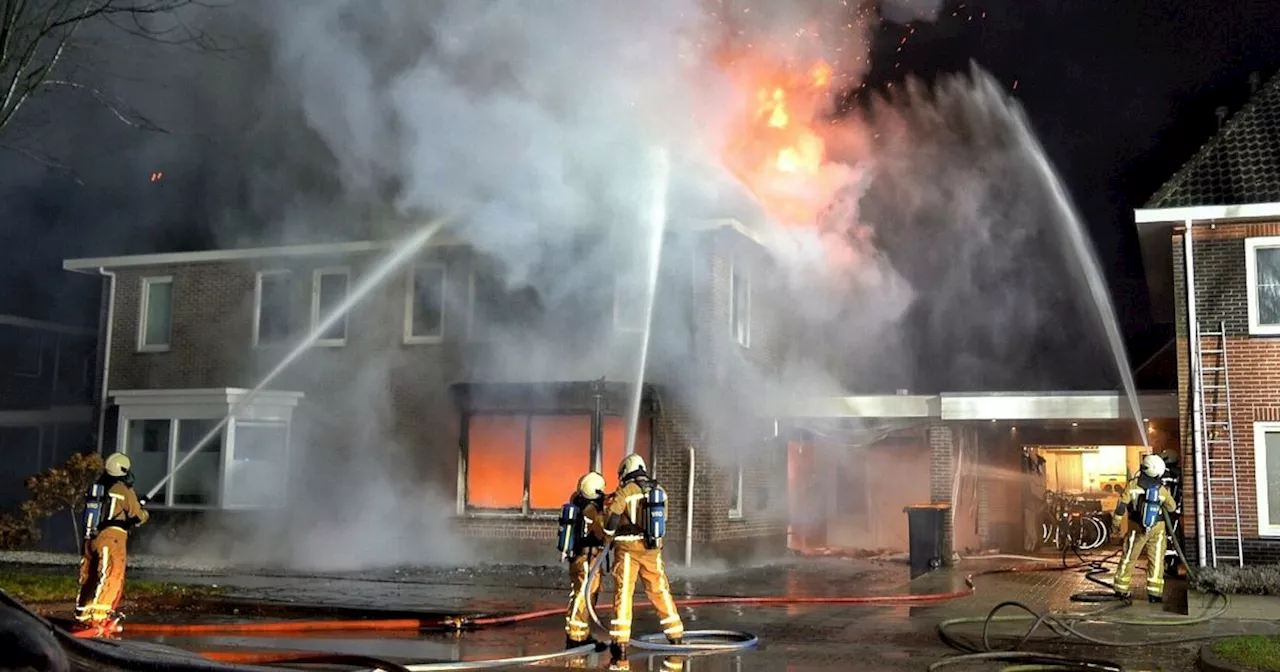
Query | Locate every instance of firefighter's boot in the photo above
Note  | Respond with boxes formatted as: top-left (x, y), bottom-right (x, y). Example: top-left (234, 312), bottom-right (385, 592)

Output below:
top-left (609, 642), bottom-right (629, 670)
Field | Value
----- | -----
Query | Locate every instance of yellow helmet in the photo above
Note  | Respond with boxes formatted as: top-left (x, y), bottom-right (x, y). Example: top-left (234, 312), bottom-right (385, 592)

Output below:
top-left (104, 452), bottom-right (132, 478)
top-left (618, 453), bottom-right (646, 480)
top-left (576, 472), bottom-right (605, 499)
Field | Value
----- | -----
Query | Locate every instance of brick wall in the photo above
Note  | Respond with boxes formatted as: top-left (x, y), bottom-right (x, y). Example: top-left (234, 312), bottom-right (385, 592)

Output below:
top-left (929, 423), bottom-right (955, 561)
top-left (99, 225), bottom-right (790, 563)
top-left (1172, 221), bottom-right (1280, 565)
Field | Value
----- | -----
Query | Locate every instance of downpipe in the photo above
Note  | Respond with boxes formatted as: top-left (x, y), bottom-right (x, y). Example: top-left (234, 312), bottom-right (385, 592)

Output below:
top-left (94, 268), bottom-right (117, 456)
top-left (685, 444), bottom-right (694, 567)
top-left (1183, 219), bottom-right (1208, 568)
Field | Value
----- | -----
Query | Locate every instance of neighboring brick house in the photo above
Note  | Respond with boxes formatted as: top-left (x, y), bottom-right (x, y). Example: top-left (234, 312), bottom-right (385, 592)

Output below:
top-left (62, 219), bottom-right (790, 564)
top-left (0, 314), bottom-right (98, 551)
top-left (1134, 69), bottom-right (1280, 566)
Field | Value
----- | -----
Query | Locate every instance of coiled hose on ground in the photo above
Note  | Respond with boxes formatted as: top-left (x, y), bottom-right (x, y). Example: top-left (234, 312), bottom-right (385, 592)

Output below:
top-left (931, 510), bottom-right (1235, 672)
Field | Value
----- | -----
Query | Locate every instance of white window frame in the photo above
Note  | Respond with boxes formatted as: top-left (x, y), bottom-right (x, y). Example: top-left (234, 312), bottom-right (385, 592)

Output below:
top-left (728, 462), bottom-right (744, 520)
top-left (137, 276), bottom-right (174, 353)
top-left (1252, 422), bottom-right (1280, 537)
top-left (728, 258), bottom-right (751, 348)
top-left (467, 264), bottom-right (499, 342)
top-left (404, 263), bottom-right (447, 345)
top-left (310, 267), bottom-right (350, 347)
top-left (253, 270), bottom-right (292, 348)
top-left (1244, 236), bottom-right (1280, 335)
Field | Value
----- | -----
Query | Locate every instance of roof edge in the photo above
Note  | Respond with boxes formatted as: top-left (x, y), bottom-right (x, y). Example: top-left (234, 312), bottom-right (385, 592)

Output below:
top-left (1135, 202), bottom-right (1280, 224)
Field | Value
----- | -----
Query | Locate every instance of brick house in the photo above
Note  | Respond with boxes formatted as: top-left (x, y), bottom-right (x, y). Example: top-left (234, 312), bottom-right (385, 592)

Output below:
top-left (63, 219), bottom-right (792, 564)
top-left (1134, 69), bottom-right (1280, 566)
top-left (0, 314), bottom-right (98, 551)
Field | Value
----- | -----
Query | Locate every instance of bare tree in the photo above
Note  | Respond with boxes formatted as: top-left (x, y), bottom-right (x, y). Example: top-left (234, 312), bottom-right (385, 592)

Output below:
top-left (0, 0), bottom-right (223, 171)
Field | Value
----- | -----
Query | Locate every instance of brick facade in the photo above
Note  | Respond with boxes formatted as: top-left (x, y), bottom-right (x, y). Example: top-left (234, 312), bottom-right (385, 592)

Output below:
top-left (1171, 220), bottom-right (1280, 565)
top-left (94, 225), bottom-right (788, 565)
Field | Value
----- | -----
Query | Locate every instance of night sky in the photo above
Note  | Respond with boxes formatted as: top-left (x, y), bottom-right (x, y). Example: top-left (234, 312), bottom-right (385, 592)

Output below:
top-left (3, 1), bottom-right (1280, 388)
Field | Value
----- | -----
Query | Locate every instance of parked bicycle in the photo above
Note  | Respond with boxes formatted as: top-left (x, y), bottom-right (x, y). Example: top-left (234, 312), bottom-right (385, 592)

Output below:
top-left (1040, 490), bottom-right (1112, 552)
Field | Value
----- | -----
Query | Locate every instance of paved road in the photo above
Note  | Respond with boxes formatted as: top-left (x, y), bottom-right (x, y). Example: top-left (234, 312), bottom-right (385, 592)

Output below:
top-left (10, 551), bottom-right (1278, 670)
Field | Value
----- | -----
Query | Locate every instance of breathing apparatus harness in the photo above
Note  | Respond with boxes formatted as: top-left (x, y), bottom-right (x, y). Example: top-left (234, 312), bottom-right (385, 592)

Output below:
top-left (557, 493), bottom-right (606, 561)
top-left (81, 473), bottom-right (144, 542)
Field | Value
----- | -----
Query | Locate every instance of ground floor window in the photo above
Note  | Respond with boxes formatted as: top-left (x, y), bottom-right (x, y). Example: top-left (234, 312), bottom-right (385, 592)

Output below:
top-left (120, 417), bottom-right (290, 510)
top-left (465, 413), bottom-right (652, 514)
top-left (1253, 423), bottom-right (1280, 536)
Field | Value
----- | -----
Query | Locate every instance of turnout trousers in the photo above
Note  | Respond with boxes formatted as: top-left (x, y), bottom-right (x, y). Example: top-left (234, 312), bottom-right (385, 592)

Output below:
top-left (75, 529), bottom-right (129, 624)
top-left (565, 546), bottom-right (605, 641)
top-left (609, 539), bottom-right (684, 645)
top-left (1114, 521), bottom-right (1168, 598)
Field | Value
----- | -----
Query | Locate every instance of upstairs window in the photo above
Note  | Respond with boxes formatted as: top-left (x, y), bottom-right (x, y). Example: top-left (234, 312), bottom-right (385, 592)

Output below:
top-left (468, 265), bottom-right (542, 341)
top-left (138, 277), bottom-right (173, 352)
top-left (404, 264), bottom-right (446, 344)
top-left (1246, 237), bottom-right (1280, 336)
top-left (311, 268), bottom-right (350, 347)
top-left (254, 271), bottom-right (293, 347)
top-left (730, 261), bottom-right (751, 348)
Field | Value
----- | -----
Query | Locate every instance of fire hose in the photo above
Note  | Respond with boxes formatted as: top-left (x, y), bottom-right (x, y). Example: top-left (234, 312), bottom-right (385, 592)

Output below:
top-left (69, 517), bottom-right (1228, 671)
top-left (932, 510), bottom-right (1235, 672)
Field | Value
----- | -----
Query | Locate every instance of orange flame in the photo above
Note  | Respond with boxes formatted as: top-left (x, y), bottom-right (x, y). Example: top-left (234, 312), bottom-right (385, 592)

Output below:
top-left (721, 55), bottom-right (840, 226)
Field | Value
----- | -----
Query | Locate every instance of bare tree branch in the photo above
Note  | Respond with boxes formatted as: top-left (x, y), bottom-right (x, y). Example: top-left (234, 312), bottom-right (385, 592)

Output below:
top-left (0, 140), bottom-right (83, 182)
top-left (0, 0), bottom-right (223, 143)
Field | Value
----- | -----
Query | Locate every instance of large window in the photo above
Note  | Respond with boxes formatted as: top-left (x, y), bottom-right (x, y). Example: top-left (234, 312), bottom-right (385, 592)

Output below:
top-left (1253, 423), bottom-right (1280, 537)
top-left (226, 423), bottom-right (289, 509)
top-left (125, 419), bottom-right (172, 504)
top-left (730, 260), bottom-right (751, 348)
top-left (0, 326), bottom-right (42, 378)
top-left (254, 271), bottom-right (293, 347)
top-left (601, 416), bottom-right (653, 491)
top-left (1246, 237), bottom-right (1280, 335)
top-left (311, 268), bottom-right (350, 346)
top-left (404, 264), bottom-right (446, 344)
top-left (138, 277), bottom-right (173, 352)
top-left (465, 414), bottom-right (652, 513)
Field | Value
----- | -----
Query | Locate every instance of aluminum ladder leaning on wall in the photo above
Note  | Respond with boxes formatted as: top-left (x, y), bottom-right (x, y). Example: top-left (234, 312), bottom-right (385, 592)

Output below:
top-left (1193, 320), bottom-right (1245, 567)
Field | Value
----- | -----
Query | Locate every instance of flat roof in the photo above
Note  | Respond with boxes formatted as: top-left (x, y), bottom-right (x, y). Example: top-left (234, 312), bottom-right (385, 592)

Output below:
top-left (63, 219), bottom-right (760, 272)
top-left (786, 391), bottom-right (1177, 421)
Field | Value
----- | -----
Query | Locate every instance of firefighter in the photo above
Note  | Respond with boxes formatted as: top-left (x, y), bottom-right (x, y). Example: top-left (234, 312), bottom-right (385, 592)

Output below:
top-left (75, 452), bottom-right (149, 634)
top-left (602, 454), bottom-right (683, 670)
top-left (563, 471), bottom-right (608, 651)
top-left (1110, 454), bottom-right (1177, 602)
top-left (1158, 448), bottom-right (1184, 577)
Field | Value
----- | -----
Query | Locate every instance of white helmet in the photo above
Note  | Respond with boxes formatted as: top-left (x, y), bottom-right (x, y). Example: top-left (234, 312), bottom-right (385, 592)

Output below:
top-left (104, 452), bottom-right (132, 478)
top-left (618, 453), bottom-right (646, 480)
top-left (577, 471), bottom-right (606, 500)
top-left (1141, 454), bottom-right (1166, 478)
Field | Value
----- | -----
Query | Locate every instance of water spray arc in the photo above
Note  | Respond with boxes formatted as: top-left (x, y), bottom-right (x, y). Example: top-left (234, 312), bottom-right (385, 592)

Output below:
top-left (1003, 91), bottom-right (1148, 449)
top-left (145, 216), bottom-right (454, 501)
top-left (623, 148), bottom-right (670, 457)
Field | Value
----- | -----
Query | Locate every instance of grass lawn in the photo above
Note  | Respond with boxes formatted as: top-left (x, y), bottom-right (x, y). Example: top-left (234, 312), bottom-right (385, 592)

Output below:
top-left (0, 570), bottom-right (222, 603)
top-left (1213, 636), bottom-right (1280, 672)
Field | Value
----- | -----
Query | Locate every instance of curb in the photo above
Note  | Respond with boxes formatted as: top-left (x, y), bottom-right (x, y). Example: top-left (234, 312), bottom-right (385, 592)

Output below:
top-left (1199, 643), bottom-right (1257, 672)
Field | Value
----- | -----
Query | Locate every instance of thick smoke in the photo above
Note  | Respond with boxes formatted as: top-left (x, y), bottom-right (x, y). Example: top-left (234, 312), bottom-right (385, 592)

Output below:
top-left (1, 0), bottom-right (1132, 564)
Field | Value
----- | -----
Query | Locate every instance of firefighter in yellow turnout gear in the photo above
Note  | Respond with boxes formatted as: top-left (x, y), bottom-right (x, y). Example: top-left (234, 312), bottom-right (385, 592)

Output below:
top-left (562, 472), bottom-right (609, 651)
top-left (602, 454), bottom-right (683, 669)
top-left (75, 453), bottom-right (149, 634)
top-left (1111, 454), bottom-right (1177, 602)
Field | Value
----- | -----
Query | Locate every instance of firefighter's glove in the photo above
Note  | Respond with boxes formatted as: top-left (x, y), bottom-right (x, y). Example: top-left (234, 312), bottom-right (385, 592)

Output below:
top-left (1110, 520), bottom-right (1121, 538)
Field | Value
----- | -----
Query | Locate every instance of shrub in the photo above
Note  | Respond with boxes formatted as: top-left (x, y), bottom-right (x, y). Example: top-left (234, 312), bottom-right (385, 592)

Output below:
top-left (1191, 564), bottom-right (1280, 596)
top-left (0, 452), bottom-right (104, 550)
